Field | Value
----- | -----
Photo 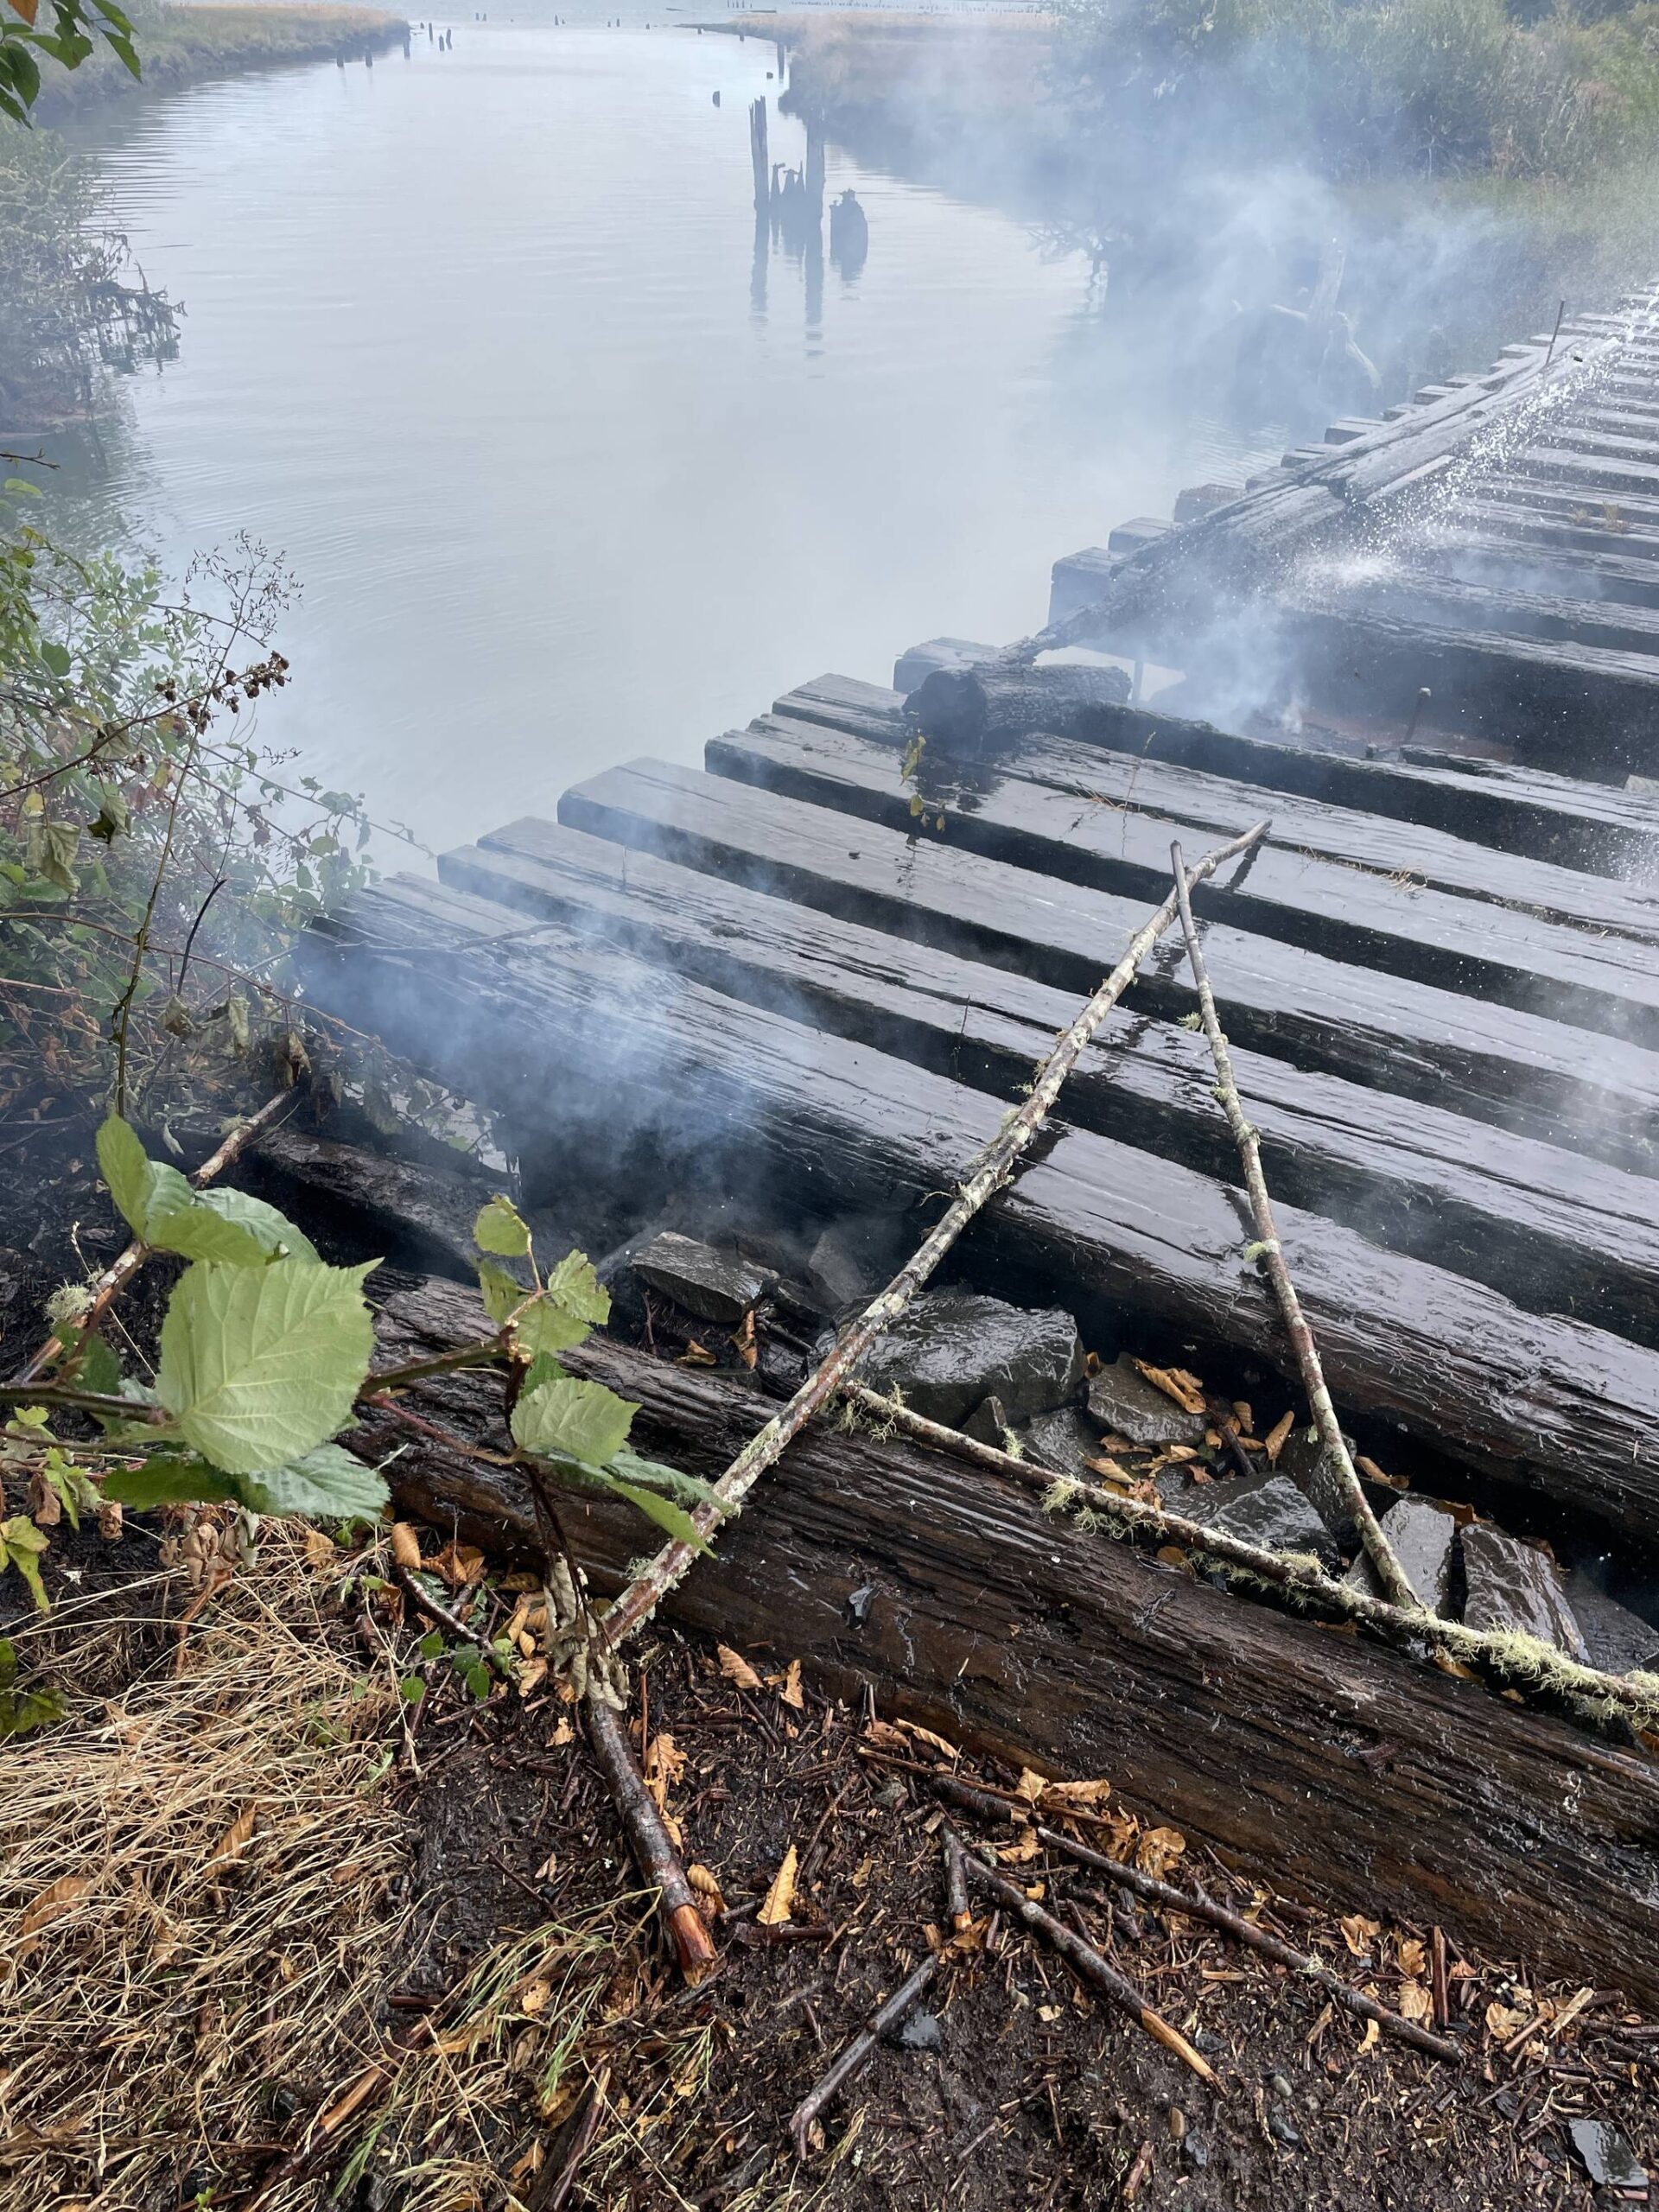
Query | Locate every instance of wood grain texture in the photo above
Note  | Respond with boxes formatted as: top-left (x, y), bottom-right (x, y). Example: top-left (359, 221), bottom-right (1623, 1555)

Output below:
top-left (358, 1275), bottom-right (1659, 2008)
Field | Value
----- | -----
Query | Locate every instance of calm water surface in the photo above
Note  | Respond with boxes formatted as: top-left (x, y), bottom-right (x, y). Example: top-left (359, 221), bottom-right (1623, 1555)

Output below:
top-left (60, 28), bottom-right (1287, 849)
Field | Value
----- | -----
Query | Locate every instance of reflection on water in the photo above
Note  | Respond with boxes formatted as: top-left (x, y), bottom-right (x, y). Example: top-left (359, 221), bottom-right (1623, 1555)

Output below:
top-left (47, 25), bottom-right (1300, 851)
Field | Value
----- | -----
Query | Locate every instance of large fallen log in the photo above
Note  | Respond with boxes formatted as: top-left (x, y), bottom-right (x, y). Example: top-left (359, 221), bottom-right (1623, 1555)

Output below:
top-left (777, 671), bottom-right (1659, 884)
top-left (353, 1275), bottom-right (1659, 2009)
top-left (709, 715), bottom-right (1659, 1035)
top-left (302, 877), bottom-right (1659, 1541)
top-left (442, 817), bottom-right (1659, 1347)
top-left (769, 677), bottom-right (1659, 944)
top-left (555, 756), bottom-right (1659, 1169)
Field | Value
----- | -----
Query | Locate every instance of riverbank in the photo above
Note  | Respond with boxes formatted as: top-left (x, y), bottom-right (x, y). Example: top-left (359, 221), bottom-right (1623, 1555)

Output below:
top-left (29, 1), bottom-right (409, 121)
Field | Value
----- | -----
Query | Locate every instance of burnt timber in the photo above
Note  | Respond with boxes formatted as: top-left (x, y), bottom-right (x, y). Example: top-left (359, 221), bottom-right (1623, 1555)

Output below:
top-left (353, 1276), bottom-right (1659, 2010)
top-left (302, 283), bottom-right (1659, 1989)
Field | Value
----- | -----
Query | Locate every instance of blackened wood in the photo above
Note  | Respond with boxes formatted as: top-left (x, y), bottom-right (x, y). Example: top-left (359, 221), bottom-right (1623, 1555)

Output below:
top-left (774, 672), bottom-right (1659, 881)
top-left (302, 877), bottom-right (1659, 1539)
top-left (744, 702), bottom-right (1659, 944)
top-left (1406, 526), bottom-right (1659, 610)
top-left (354, 1275), bottom-right (1659, 2010)
top-left (902, 664), bottom-right (1129, 758)
top-left (554, 757), bottom-right (1659, 1169)
top-left (710, 715), bottom-right (1659, 1033)
top-left (443, 818), bottom-right (1659, 1347)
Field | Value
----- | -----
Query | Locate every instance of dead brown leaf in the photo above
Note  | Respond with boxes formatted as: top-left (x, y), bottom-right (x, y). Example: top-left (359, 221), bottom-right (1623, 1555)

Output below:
top-left (730, 1310), bottom-right (757, 1371)
top-left (1397, 1980), bottom-right (1433, 2024)
top-left (679, 1340), bottom-right (717, 1367)
top-left (390, 1522), bottom-right (423, 1573)
top-left (1395, 1936), bottom-right (1427, 1978)
top-left (19, 1872), bottom-right (91, 1938)
top-left (1134, 1360), bottom-right (1207, 1416)
top-left (757, 1846), bottom-right (798, 1927)
top-left (205, 1804), bottom-right (257, 1877)
top-left (777, 1658), bottom-right (804, 1711)
top-left (891, 1717), bottom-right (960, 1760)
top-left (302, 1528), bottom-right (337, 1573)
top-left (1015, 1767), bottom-right (1047, 1805)
top-left (1357, 2017), bottom-right (1381, 2055)
top-left (1339, 1913), bottom-right (1381, 1957)
top-left (1263, 1411), bottom-right (1295, 1465)
top-left (687, 1864), bottom-right (728, 1916)
top-left (1231, 1401), bottom-right (1254, 1436)
top-left (1041, 1777), bottom-right (1112, 1814)
top-left (717, 1644), bottom-right (762, 1691)
top-left (1135, 1827), bottom-right (1186, 1880)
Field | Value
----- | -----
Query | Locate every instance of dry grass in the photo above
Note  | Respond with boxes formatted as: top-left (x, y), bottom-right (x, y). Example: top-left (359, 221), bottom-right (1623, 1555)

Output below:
top-left (0, 1531), bottom-right (412, 2212)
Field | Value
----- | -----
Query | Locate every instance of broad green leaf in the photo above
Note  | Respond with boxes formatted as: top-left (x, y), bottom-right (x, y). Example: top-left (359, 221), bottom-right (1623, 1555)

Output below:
top-left (603, 1474), bottom-right (710, 1554)
top-left (511, 1376), bottom-right (637, 1467)
top-left (512, 1296), bottom-right (590, 1358)
top-left (477, 1257), bottom-right (524, 1327)
top-left (1, 1516), bottom-right (49, 1611)
top-left (96, 1114), bottom-right (152, 1237)
top-left (545, 1249), bottom-right (610, 1328)
top-left (100, 1456), bottom-right (238, 1508)
top-left (147, 1188), bottom-right (318, 1267)
top-left (519, 1352), bottom-right (568, 1399)
top-left (474, 1195), bottom-right (531, 1258)
top-left (609, 1447), bottom-right (721, 1512)
top-left (232, 1442), bottom-right (388, 1523)
top-left (156, 1258), bottom-right (376, 1475)
top-left (0, 1641), bottom-right (62, 1740)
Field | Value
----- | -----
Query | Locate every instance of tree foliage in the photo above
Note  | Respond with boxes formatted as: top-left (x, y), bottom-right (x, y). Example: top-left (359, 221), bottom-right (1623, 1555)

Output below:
top-left (1, 0), bottom-right (139, 124)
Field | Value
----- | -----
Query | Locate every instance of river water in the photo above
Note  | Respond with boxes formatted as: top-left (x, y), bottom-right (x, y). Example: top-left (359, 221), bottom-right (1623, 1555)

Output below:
top-left (54, 28), bottom-right (1300, 848)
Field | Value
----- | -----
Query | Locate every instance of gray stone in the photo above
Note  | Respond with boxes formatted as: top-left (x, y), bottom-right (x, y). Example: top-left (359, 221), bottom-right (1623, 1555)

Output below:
top-left (1560, 1574), bottom-right (1659, 1676)
top-left (805, 1217), bottom-right (899, 1310)
top-left (633, 1231), bottom-right (775, 1326)
top-left (894, 2010), bottom-right (944, 2051)
top-left (1019, 1405), bottom-right (1109, 1480)
top-left (1344, 1497), bottom-right (1459, 1617)
top-left (1180, 1474), bottom-right (1342, 1573)
top-left (1085, 1356), bottom-right (1207, 1449)
top-left (1461, 1526), bottom-right (1590, 1662)
top-left (962, 1395), bottom-right (1012, 1447)
top-left (823, 1292), bottom-right (1084, 1428)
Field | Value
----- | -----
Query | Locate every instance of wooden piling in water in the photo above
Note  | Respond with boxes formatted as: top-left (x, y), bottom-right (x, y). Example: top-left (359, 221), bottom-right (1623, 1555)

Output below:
top-left (749, 97), bottom-right (768, 217)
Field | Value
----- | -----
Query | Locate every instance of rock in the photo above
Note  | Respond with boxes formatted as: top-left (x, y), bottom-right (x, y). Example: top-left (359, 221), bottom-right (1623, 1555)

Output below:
top-left (1279, 1427), bottom-right (1357, 1541)
top-left (1085, 1356), bottom-right (1207, 1449)
top-left (823, 1292), bottom-right (1084, 1428)
top-left (1560, 1574), bottom-right (1659, 1676)
top-left (1568, 2116), bottom-right (1647, 2194)
top-left (894, 2010), bottom-right (944, 2051)
top-left (1181, 1475), bottom-right (1342, 1573)
top-left (963, 1395), bottom-right (1013, 1447)
top-left (805, 1215), bottom-right (904, 1310)
top-left (1019, 1405), bottom-right (1109, 1480)
top-left (1461, 1526), bottom-right (1590, 1662)
top-left (1344, 1497), bottom-right (1459, 1616)
top-left (633, 1231), bottom-right (775, 1327)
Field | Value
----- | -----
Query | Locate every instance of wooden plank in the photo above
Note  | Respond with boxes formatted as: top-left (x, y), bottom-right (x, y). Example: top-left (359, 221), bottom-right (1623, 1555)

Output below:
top-left (760, 690), bottom-right (1659, 944)
top-left (776, 672), bottom-right (1659, 881)
top-left (555, 755), bottom-right (1659, 1168)
top-left (1273, 598), bottom-right (1659, 777)
top-left (302, 873), bottom-right (1659, 1539)
top-left (711, 714), bottom-right (1659, 1038)
top-left (1407, 524), bottom-right (1659, 608)
top-left (359, 1274), bottom-right (1659, 2009)
top-left (442, 815), bottom-right (1659, 1346)
top-left (1340, 566), bottom-right (1659, 661)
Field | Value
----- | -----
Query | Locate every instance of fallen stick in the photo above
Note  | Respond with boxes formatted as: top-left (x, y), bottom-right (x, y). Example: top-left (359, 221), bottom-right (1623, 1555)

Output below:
top-left (1169, 840), bottom-right (1421, 1611)
top-left (787, 1955), bottom-right (940, 2159)
top-left (1033, 1826), bottom-right (1461, 2063)
top-left (839, 1382), bottom-right (1659, 1732)
top-left (583, 1688), bottom-right (718, 1984)
top-left (532, 2063), bottom-right (610, 2212)
top-left (950, 1830), bottom-right (1220, 2087)
top-left (597, 817), bottom-right (1271, 1656)
top-left (12, 1087), bottom-right (297, 1387)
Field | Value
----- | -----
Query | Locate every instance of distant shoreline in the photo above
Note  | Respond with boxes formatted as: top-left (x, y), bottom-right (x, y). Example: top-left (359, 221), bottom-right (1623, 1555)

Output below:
top-left (30, 3), bottom-right (410, 122)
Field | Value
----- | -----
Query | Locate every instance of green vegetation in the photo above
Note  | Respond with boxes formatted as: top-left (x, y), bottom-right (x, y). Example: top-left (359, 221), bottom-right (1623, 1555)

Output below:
top-left (27, 0), bottom-right (408, 119)
top-left (1061, 0), bottom-right (1659, 181)
top-left (1, 0), bottom-right (139, 124)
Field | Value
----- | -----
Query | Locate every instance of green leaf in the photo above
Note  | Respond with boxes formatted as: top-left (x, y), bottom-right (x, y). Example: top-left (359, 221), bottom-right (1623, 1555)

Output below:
top-left (510, 1376), bottom-right (637, 1467)
top-left (477, 1257), bottom-right (524, 1327)
top-left (156, 1259), bottom-right (377, 1475)
top-left (147, 1188), bottom-right (317, 1267)
top-left (603, 1474), bottom-right (710, 1554)
top-left (40, 638), bottom-right (72, 678)
top-left (608, 1447), bottom-right (721, 1511)
top-left (96, 1114), bottom-right (152, 1238)
top-left (64, 1329), bottom-right (121, 1399)
top-left (545, 1249), bottom-right (610, 1328)
top-left (474, 1195), bottom-right (531, 1258)
top-left (398, 1674), bottom-right (424, 1703)
top-left (1, 1516), bottom-right (50, 1612)
top-left (100, 1456), bottom-right (238, 1508)
top-left (40, 819), bottom-right (79, 894)
top-left (0, 1640), bottom-right (63, 1739)
top-left (520, 1352), bottom-right (568, 1399)
top-left (461, 1659), bottom-right (493, 1700)
top-left (418, 1629), bottom-right (444, 1659)
top-left (512, 1297), bottom-right (591, 1358)
top-left (232, 1442), bottom-right (388, 1523)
